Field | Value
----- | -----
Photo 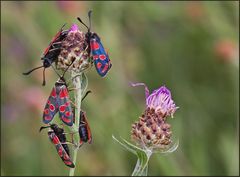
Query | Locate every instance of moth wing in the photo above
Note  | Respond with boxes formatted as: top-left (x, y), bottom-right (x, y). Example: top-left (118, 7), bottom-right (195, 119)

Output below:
top-left (57, 85), bottom-right (74, 126)
top-left (48, 132), bottom-right (75, 168)
top-left (43, 87), bottom-right (58, 124)
top-left (79, 111), bottom-right (92, 144)
top-left (90, 38), bottom-right (112, 77)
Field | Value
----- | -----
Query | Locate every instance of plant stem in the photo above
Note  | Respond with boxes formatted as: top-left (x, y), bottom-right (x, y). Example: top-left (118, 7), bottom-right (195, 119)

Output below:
top-left (69, 73), bottom-right (82, 176)
top-left (131, 149), bottom-right (152, 176)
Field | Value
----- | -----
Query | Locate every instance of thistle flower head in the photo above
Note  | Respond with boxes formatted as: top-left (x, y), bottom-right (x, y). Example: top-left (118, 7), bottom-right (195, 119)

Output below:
top-left (147, 86), bottom-right (178, 118)
top-left (56, 24), bottom-right (91, 73)
top-left (131, 83), bottom-right (178, 151)
top-left (132, 83), bottom-right (178, 118)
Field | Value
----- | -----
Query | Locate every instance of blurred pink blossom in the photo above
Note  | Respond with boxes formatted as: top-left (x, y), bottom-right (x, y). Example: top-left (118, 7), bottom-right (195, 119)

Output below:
top-left (56, 1), bottom-right (86, 16)
top-left (214, 39), bottom-right (237, 62)
top-left (21, 87), bottom-right (46, 112)
top-left (185, 2), bottom-right (204, 21)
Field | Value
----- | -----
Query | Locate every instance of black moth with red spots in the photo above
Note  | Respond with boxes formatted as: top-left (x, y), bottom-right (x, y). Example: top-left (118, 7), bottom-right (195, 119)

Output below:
top-left (43, 76), bottom-right (74, 126)
top-left (79, 111), bottom-right (92, 146)
top-left (77, 10), bottom-right (112, 77)
top-left (23, 23), bottom-right (69, 86)
top-left (39, 124), bottom-right (75, 168)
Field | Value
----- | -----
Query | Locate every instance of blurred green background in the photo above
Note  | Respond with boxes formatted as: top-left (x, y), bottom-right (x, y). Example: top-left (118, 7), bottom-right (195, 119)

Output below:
top-left (1, 1), bottom-right (239, 176)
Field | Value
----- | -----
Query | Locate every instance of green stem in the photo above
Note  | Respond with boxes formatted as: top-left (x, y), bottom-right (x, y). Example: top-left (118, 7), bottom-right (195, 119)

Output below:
top-left (69, 73), bottom-right (82, 176)
top-left (131, 149), bottom-right (152, 176)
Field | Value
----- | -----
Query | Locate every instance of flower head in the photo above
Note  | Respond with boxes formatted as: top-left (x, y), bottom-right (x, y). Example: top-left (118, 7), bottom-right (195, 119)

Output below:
top-left (131, 82), bottom-right (178, 151)
top-left (56, 24), bottom-right (91, 73)
top-left (131, 83), bottom-right (178, 118)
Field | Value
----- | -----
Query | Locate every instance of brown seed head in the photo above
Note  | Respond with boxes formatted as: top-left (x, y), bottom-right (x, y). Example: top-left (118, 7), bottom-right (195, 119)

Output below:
top-left (56, 25), bottom-right (91, 73)
top-left (131, 107), bottom-right (172, 150)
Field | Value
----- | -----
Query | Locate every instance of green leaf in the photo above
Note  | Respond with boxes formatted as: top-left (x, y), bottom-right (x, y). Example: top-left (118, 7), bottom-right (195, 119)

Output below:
top-left (112, 135), bottom-right (139, 155)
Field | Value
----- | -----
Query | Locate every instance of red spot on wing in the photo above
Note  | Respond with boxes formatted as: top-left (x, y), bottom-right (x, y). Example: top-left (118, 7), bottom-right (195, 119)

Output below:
top-left (97, 62), bottom-right (102, 69)
top-left (59, 105), bottom-right (66, 112)
top-left (99, 54), bottom-right (106, 61)
top-left (63, 153), bottom-right (69, 160)
top-left (79, 139), bottom-right (83, 146)
top-left (101, 64), bottom-right (109, 73)
top-left (65, 111), bottom-right (71, 117)
top-left (58, 146), bottom-right (63, 157)
top-left (44, 109), bottom-right (49, 115)
top-left (64, 89), bottom-right (69, 97)
top-left (59, 88), bottom-right (68, 99)
top-left (49, 104), bottom-right (55, 111)
top-left (65, 101), bottom-right (70, 107)
top-left (91, 41), bottom-right (100, 50)
top-left (45, 116), bottom-right (52, 120)
top-left (51, 87), bottom-right (57, 97)
top-left (61, 116), bottom-right (71, 123)
top-left (52, 135), bottom-right (60, 144)
top-left (64, 160), bottom-right (73, 165)
top-left (64, 161), bottom-right (72, 165)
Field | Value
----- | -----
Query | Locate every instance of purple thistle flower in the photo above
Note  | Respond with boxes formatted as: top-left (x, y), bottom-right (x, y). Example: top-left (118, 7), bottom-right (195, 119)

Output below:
top-left (131, 82), bottom-right (179, 150)
top-left (131, 83), bottom-right (178, 118)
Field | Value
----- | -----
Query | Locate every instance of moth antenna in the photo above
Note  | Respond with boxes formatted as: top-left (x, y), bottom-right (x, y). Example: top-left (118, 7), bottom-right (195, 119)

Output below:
top-left (42, 68), bottom-right (46, 86)
top-left (61, 58), bottom-right (76, 79)
top-left (88, 10), bottom-right (92, 32)
top-left (81, 90), bottom-right (92, 102)
top-left (61, 23), bottom-right (67, 30)
top-left (22, 65), bottom-right (44, 75)
top-left (39, 125), bottom-right (51, 132)
top-left (77, 17), bottom-right (89, 31)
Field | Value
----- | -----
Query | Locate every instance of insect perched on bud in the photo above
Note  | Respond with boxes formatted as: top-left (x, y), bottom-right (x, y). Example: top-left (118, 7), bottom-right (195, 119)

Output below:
top-left (23, 24), bottom-right (69, 86)
top-left (77, 10), bottom-right (112, 77)
top-left (42, 59), bottom-right (77, 126)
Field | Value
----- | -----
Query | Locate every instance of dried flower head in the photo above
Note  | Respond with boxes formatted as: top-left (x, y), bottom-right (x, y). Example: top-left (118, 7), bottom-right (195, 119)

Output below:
top-left (56, 24), bottom-right (91, 73)
top-left (131, 83), bottom-right (178, 151)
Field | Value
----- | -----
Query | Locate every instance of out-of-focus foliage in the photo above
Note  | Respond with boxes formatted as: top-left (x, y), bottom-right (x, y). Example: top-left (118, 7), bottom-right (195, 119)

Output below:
top-left (1, 1), bottom-right (239, 176)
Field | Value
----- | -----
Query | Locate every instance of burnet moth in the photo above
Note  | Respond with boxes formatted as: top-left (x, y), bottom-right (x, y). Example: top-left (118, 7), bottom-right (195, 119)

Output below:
top-left (23, 23), bottom-right (69, 86)
top-left (43, 42), bottom-right (89, 126)
top-left (77, 10), bottom-right (112, 77)
top-left (78, 90), bottom-right (92, 146)
top-left (42, 59), bottom-right (76, 126)
top-left (79, 110), bottom-right (92, 146)
top-left (39, 124), bottom-right (75, 168)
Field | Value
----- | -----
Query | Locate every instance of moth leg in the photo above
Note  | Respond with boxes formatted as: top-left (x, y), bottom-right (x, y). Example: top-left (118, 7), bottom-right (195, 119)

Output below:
top-left (68, 87), bottom-right (81, 92)
top-left (51, 41), bottom-right (62, 47)
top-left (48, 48), bottom-right (61, 53)
top-left (63, 131), bottom-right (78, 135)
top-left (69, 100), bottom-right (77, 108)
top-left (59, 123), bottom-right (64, 129)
